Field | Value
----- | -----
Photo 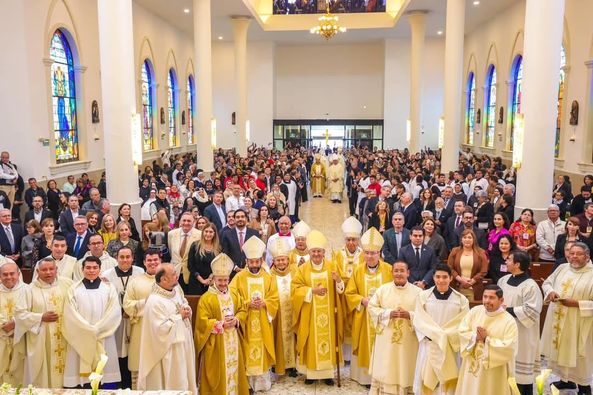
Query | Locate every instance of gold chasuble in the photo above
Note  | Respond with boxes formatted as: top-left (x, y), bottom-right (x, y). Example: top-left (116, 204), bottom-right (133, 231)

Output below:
top-left (288, 248), bottom-right (310, 269)
top-left (413, 287), bottom-right (469, 394)
top-left (195, 286), bottom-right (249, 395)
top-left (455, 305), bottom-right (518, 395)
top-left (271, 264), bottom-right (298, 374)
top-left (14, 277), bottom-right (72, 388)
top-left (292, 257), bottom-right (345, 379)
top-left (311, 158), bottom-right (326, 197)
top-left (344, 261), bottom-right (392, 378)
top-left (229, 268), bottom-right (279, 376)
top-left (0, 281), bottom-right (28, 385)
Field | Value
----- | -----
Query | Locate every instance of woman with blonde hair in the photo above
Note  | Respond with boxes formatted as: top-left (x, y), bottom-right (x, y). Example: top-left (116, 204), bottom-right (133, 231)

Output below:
top-left (107, 220), bottom-right (141, 263)
top-left (98, 214), bottom-right (118, 249)
top-left (447, 228), bottom-right (488, 300)
top-left (187, 223), bottom-right (221, 295)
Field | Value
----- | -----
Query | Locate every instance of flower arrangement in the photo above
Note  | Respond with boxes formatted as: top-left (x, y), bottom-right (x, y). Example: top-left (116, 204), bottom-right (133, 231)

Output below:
top-left (89, 354), bottom-right (108, 395)
top-left (536, 369), bottom-right (559, 395)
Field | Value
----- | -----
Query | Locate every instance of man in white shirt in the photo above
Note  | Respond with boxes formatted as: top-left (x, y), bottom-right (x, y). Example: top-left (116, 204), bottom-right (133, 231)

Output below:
top-left (62, 175), bottom-right (76, 194)
top-left (0, 152), bottom-right (18, 206)
top-left (225, 185), bottom-right (245, 212)
top-left (536, 204), bottom-right (566, 262)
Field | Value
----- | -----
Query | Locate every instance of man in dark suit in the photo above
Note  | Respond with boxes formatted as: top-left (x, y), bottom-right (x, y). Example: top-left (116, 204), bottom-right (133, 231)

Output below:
top-left (364, 185), bottom-right (395, 219)
top-left (220, 209), bottom-right (259, 277)
top-left (399, 192), bottom-right (419, 229)
top-left (59, 195), bottom-right (86, 235)
top-left (441, 186), bottom-right (456, 212)
top-left (444, 200), bottom-right (466, 250)
top-left (24, 177), bottom-right (47, 210)
top-left (453, 208), bottom-right (488, 250)
top-left (382, 212), bottom-right (411, 264)
top-left (66, 215), bottom-right (92, 259)
top-left (398, 226), bottom-right (439, 289)
top-left (203, 191), bottom-right (227, 232)
top-left (0, 209), bottom-right (24, 264)
top-left (24, 196), bottom-right (54, 224)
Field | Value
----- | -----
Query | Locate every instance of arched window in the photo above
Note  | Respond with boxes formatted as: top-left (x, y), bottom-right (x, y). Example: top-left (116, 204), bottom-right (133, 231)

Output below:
top-left (465, 72), bottom-right (476, 145)
top-left (484, 65), bottom-right (497, 148)
top-left (50, 29), bottom-right (79, 163)
top-left (556, 46), bottom-right (566, 157)
top-left (509, 56), bottom-right (523, 151)
top-left (141, 60), bottom-right (154, 151)
top-left (187, 75), bottom-right (195, 145)
top-left (167, 69), bottom-right (178, 147)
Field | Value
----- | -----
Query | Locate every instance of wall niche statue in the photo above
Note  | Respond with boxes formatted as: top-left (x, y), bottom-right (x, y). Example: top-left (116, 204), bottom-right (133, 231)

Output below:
top-left (570, 100), bottom-right (579, 125)
top-left (476, 108), bottom-right (481, 124)
top-left (498, 106), bottom-right (504, 124)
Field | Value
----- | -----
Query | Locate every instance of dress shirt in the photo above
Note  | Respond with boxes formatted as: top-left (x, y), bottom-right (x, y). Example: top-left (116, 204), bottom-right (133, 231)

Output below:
top-left (4, 225), bottom-right (15, 252)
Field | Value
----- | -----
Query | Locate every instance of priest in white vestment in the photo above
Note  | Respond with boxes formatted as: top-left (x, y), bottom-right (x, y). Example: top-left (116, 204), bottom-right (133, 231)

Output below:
top-left (63, 255), bottom-right (122, 388)
top-left (73, 234), bottom-right (117, 281)
top-left (413, 263), bottom-right (469, 395)
top-left (368, 260), bottom-right (422, 394)
top-left (455, 285), bottom-right (518, 395)
top-left (497, 251), bottom-right (542, 395)
top-left (0, 260), bottom-right (28, 385)
top-left (102, 245), bottom-right (144, 389)
top-left (122, 249), bottom-right (161, 389)
top-left (327, 155), bottom-right (345, 203)
top-left (541, 241), bottom-right (593, 394)
top-left (137, 263), bottom-right (197, 393)
top-left (32, 235), bottom-right (78, 281)
top-left (265, 216), bottom-right (296, 268)
top-left (14, 257), bottom-right (72, 388)
top-left (281, 172), bottom-right (298, 222)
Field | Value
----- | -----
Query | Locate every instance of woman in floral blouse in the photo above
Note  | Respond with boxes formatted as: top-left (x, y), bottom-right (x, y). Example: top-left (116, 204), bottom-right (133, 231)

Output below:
top-left (509, 208), bottom-right (539, 261)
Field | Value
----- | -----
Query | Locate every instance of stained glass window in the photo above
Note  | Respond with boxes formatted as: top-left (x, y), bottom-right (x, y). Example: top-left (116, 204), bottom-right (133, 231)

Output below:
top-left (555, 46), bottom-right (566, 158)
top-left (168, 69), bottom-right (177, 147)
top-left (141, 60), bottom-right (154, 151)
top-left (485, 65), bottom-right (496, 148)
top-left (465, 72), bottom-right (476, 145)
top-left (510, 56), bottom-right (523, 151)
top-left (187, 75), bottom-right (195, 145)
top-left (50, 29), bottom-right (79, 163)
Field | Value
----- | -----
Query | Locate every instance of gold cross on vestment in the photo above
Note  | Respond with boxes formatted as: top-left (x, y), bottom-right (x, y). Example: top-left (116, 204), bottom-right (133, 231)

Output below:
top-left (3, 298), bottom-right (15, 319)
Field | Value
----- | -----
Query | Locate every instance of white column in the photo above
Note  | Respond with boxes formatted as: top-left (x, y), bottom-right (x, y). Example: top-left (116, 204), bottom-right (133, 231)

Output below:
top-left (232, 16), bottom-right (251, 157)
top-left (194, 0), bottom-right (214, 171)
top-left (408, 11), bottom-right (427, 153)
top-left (97, 0), bottom-right (141, 214)
top-left (441, 0), bottom-right (465, 173)
top-left (515, 0), bottom-right (565, 221)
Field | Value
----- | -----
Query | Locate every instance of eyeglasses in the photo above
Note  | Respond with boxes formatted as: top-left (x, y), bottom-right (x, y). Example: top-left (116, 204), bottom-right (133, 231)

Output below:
top-left (89, 242), bottom-right (103, 246)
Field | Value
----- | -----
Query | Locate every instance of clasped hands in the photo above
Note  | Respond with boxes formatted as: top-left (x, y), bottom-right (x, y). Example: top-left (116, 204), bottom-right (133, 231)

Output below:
top-left (389, 307), bottom-right (410, 320)
top-left (476, 326), bottom-right (488, 342)
top-left (1, 320), bottom-right (15, 333)
top-left (546, 291), bottom-right (579, 307)
top-left (222, 315), bottom-right (238, 329)
top-left (249, 297), bottom-right (267, 310)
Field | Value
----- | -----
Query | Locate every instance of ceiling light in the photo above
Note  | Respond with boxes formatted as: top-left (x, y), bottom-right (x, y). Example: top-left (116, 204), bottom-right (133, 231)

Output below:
top-left (473, 1), bottom-right (480, 5)
top-left (183, 8), bottom-right (190, 13)
top-left (218, 36), bottom-right (223, 40)
top-left (437, 30), bottom-right (443, 35)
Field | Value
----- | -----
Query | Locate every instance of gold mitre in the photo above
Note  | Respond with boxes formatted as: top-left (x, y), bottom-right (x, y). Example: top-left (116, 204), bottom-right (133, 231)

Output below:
top-left (242, 236), bottom-right (266, 260)
top-left (314, 153), bottom-right (321, 161)
top-left (341, 216), bottom-right (362, 238)
top-left (269, 237), bottom-right (291, 259)
top-left (306, 229), bottom-right (329, 250)
top-left (210, 253), bottom-right (234, 277)
top-left (293, 221), bottom-right (312, 239)
top-left (361, 227), bottom-right (384, 252)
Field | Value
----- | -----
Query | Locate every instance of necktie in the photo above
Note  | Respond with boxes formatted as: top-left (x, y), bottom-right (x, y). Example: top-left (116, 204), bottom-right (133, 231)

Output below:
top-left (239, 231), bottom-right (244, 248)
top-left (455, 216), bottom-right (461, 227)
top-left (74, 235), bottom-right (82, 257)
top-left (179, 233), bottom-right (188, 257)
top-left (415, 247), bottom-right (421, 266)
top-left (4, 226), bottom-right (14, 253)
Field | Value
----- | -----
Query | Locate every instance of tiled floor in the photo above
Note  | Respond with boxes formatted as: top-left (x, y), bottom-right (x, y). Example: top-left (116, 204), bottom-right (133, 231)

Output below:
top-left (266, 197), bottom-right (368, 394)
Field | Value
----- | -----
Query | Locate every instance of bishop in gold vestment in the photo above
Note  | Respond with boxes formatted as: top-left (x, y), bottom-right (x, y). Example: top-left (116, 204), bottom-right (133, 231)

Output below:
top-left (195, 253), bottom-right (249, 395)
top-left (311, 154), bottom-right (326, 197)
top-left (344, 227), bottom-right (392, 386)
top-left (230, 237), bottom-right (278, 392)
top-left (292, 230), bottom-right (345, 384)
top-left (288, 221), bottom-right (311, 268)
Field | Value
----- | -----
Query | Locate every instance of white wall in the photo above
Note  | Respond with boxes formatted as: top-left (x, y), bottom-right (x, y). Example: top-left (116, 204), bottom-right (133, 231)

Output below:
top-left (383, 37), bottom-right (444, 149)
top-left (211, 41), bottom-right (275, 149)
top-left (461, 0), bottom-right (593, 178)
top-left (274, 42), bottom-right (385, 120)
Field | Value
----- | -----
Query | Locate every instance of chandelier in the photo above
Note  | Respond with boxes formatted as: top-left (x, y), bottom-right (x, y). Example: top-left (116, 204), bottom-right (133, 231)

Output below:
top-left (310, 10), bottom-right (346, 40)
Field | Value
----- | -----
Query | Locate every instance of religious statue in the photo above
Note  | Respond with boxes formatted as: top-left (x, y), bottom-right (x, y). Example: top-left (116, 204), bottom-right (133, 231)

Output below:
top-left (476, 108), bottom-right (481, 124)
top-left (570, 100), bottom-right (579, 125)
top-left (160, 107), bottom-right (165, 124)
top-left (181, 110), bottom-right (186, 125)
top-left (498, 106), bottom-right (504, 124)
top-left (91, 100), bottom-right (100, 124)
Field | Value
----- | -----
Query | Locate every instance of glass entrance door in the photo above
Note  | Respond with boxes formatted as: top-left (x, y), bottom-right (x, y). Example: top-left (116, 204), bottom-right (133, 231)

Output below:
top-left (311, 125), bottom-right (345, 149)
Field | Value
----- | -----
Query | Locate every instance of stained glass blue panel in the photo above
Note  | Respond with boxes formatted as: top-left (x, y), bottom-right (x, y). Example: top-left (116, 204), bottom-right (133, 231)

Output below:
top-left (141, 60), bottom-right (154, 151)
top-left (168, 69), bottom-right (177, 147)
top-left (187, 75), bottom-right (195, 145)
top-left (485, 65), bottom-right (496, 148)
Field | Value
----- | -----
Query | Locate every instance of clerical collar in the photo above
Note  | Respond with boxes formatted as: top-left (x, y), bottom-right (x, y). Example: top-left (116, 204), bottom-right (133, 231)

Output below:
top-left (115, 266), bottom-right (133, 277)
top-left (432, 287), bottom-right (453, 300)
top-left (51, 254), bottom-right (64, 261)
top-left (311, 260), bottom-right (324, 270)
top-left (366, 265), bottom-right (378, 273)
top-left (82, 278), bottom-right (101, 289)
top-left (507, 272), bottom-right (529, 287)
top-left (393, 282), bottom-right (408, 289)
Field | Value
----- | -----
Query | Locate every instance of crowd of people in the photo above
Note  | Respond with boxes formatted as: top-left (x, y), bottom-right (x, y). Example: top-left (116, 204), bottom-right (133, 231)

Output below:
top-left (0, 145), bottom-right (592, 395)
